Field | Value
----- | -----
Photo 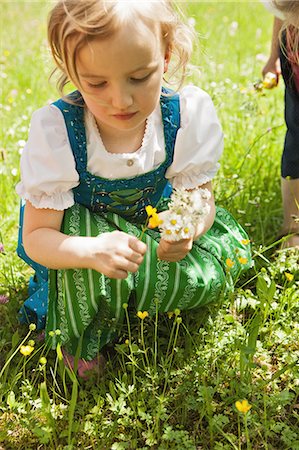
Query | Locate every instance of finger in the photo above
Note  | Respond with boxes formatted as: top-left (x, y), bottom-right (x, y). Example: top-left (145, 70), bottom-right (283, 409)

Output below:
top-left (128, 250), bottom-right (144, 265)
top-left (107, 269), bottom-right (128, 279)
top-left (115, 255), bottom-right (140, 274)
top-left (129, 236), bottom-right (147, 255)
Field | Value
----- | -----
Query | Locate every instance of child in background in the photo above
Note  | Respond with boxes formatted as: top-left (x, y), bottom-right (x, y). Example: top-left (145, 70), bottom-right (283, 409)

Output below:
top-left (262, 0), bottom-right (299, 248)
top-left (16, 0), bottom-right (251, 376)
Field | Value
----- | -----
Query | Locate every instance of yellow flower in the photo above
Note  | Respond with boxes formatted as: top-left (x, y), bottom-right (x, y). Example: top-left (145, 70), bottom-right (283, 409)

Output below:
top-left (28, 340), bottom-right (35, 347)
top-left (235, 399), bottom-right (252, 414)
top-left (145, 205), bottom-right (157, 217)
top-left (165, 229), bottom-right (172, 235)
top-left (20, 345), bottom-right (34, 356)
top-left (238, 257), bottom-right (248, 265)
top-left (39, 357), bottom-right (47, 365)
top-left (29, 323), bottom-right (36, 331)
top-left (137, 311), bottom-right (149, 320)
top-left (125, 339), bottom-right (129, 345)
top-left (262, 72), bottom-right (277, 89)
top-left (241, 239), bottom-right (250, 245)
top-left (167, 312), bottom-right (174, 319)
top-left (148, 213), bottom-right (163, 229)
top-left (285, 272), bottom-right (294, 282)
top-left (226, 258), bottom-right (235, 268)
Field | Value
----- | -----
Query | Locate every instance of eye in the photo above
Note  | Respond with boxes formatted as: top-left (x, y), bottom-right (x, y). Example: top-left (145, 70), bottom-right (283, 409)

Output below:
top-left (130, 73), bottom-right (151, 83)
top-left (87, 81), bottom-right (106, 89)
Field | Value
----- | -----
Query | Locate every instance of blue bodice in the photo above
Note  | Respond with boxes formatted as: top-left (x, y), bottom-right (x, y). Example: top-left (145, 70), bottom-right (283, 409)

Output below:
top-left (53, 87), bottom-right (180, 223)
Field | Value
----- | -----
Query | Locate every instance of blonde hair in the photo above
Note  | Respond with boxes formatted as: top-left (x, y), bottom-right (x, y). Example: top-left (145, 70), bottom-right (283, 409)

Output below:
top-left (273, 0), bottom-right (299, 65)
top-left (48, 0), bottom-right (195, 95)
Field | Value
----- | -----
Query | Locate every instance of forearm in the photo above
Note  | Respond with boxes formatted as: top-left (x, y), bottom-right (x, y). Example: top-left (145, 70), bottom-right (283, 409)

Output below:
top-left (24, 227), bottom-right (94, 269)
top-left (270, 17), bottom-right (283, 61)
top-left (193, 200), bottom-right (216, 240)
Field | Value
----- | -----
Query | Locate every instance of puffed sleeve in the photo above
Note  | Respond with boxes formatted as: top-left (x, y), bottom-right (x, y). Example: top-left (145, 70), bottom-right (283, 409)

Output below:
top-left (15, 105), bottom-right (79, 210)
top-left (165, 85), bottom-right (223, 189)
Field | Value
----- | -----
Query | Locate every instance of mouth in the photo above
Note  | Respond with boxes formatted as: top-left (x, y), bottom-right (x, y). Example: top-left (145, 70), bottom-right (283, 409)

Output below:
top-left (112, 112), bottom-right (137, 120)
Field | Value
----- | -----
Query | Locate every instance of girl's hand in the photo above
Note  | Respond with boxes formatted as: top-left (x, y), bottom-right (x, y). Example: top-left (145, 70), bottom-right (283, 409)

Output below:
top-left (262, 57), bottom-right (281, 82)
top-left (157, 237), bottom-right (193, 262)
top-left (89, 230), bottom-right (147, 279)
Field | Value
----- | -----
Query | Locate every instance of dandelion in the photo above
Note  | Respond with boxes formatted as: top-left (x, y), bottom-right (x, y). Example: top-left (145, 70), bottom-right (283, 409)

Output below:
top-left (137, 311), bottom-right (149, 320)
top-left (238, 257), bottom-right (248, 265)
top-left (235, 399), bottom-right (252, 414)
top-left (20, 345), bottom-right (34, 356)
top-left (226, 258), bottom-right (235, 268)
top-left (0, 294), bottom-right (9, 304)
top-left (285, 272), bottom-right (294, 282)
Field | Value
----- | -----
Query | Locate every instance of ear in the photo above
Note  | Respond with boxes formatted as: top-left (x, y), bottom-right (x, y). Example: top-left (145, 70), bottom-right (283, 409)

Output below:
top-left (164, 45), bottom-right (172, 73)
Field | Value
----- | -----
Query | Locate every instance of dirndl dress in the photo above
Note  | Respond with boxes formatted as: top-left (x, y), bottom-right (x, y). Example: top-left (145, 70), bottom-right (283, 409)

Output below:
top-left (17, 89), bottom-right (252, 360)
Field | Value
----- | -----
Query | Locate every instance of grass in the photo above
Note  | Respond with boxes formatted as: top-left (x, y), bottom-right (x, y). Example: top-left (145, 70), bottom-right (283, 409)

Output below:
top-left (0, 1), bottom-right (298, 449)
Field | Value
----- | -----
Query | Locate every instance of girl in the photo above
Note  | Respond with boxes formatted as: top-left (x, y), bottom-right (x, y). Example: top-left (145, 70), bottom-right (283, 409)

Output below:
top-left (262, 0), bottom-right (299, 248)
top-left (16, 0), bottom-right (251, 376)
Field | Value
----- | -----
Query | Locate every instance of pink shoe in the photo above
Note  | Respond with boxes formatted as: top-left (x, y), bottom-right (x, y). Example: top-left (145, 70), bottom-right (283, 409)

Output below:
top-left (62, 348), bottom-right (105, 379)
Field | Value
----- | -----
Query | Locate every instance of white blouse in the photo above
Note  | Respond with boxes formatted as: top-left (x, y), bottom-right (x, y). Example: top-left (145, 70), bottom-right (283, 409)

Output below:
top-left (16, 85), bottom-right (223, 210)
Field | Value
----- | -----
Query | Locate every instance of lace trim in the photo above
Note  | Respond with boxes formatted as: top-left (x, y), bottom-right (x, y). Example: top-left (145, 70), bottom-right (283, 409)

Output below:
top-left (87, 110), bottom-right (154, 160)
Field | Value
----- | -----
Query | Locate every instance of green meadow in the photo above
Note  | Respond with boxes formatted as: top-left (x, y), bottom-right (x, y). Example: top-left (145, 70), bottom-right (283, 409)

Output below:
top-left (0, 1), bottom-right (298, 449)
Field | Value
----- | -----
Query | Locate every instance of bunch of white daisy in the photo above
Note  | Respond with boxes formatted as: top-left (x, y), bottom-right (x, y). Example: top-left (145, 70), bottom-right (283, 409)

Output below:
top-left (159, 188), bottom-right (211, 241)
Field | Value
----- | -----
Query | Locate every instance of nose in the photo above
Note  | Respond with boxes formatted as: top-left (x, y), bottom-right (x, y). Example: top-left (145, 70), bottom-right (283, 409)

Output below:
top-left (110, 83), bottom-right (133, 110)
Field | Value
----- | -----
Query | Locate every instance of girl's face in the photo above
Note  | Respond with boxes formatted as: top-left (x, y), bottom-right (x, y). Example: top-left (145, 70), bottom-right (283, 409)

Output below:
top-left (76, 22), bottom-right (170, 138)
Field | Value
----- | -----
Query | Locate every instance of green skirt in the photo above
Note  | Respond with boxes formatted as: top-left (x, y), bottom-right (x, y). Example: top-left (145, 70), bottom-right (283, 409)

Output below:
top-left (46, 204), bottom-right (252, 359)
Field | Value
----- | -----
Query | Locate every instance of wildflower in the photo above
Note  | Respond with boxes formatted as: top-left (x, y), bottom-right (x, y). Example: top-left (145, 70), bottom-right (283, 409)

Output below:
top-left (238, 257), bottom-right (248, 265)
top-left (146, 205), bottom-right (157, 217)
top-left (285, 272), bottom-right (294, 282)
top-left (174, 308), bottom-right (181, 316)
top-left (48, 331), bottom-right (55, 337)
top-left (39, 357), bottom-right (47, 365)
top-left (55, 329), bottom-right (61, 335)
top-left (28, 340), bottom-right (35, 347)
top-left (29, 323), bottom-right (36, 331)
top-left (241, 239), bottom-right (250, 245)
top-left (20, 345), bottom-right (34, 356)
top-left (159, 188), bottom-right (210, 241)
top-left (235, 399), bottom-right (252, 414)
top-left (137, 311), bottom-right (149, 320)
top-left (122, 303), bottom-right (128, 309)
top-left (0, 294), bottom-right (9, 304)
top-left (167, 312), bottom-right (174, 319)
top-left (125, 339), bottom-right (129, 345)
top-left (0, 243), bottom-right (4, 253)
top-left (263, 72), bottom-right (277, 89)
top-left (226, 258), bottom-right (235, 268)
top-left (149, 212), bottom-right (163, 228)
